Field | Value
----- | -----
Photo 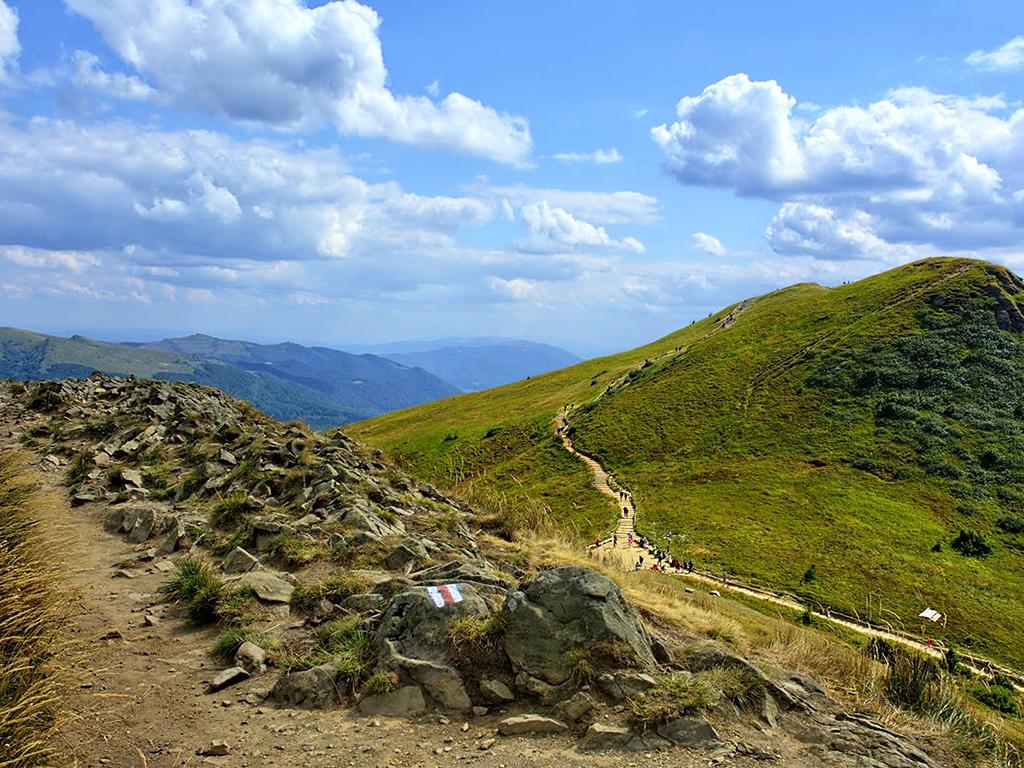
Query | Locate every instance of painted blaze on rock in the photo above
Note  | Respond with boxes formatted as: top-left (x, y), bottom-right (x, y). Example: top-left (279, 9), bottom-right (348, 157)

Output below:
top-left (501, 565), bottom-right (656, 685)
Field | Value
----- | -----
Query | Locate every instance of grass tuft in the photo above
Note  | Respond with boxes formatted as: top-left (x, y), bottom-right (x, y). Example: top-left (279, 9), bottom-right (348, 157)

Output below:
top-left (159, 556), bottom-right (227, 624)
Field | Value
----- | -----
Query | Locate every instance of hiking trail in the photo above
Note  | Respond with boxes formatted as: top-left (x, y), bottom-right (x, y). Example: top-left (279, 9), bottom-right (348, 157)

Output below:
top-left (554, 297), bottom-right (1024, 691)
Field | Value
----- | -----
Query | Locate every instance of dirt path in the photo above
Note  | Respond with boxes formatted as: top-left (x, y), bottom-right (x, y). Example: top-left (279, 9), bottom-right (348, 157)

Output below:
top-left (3, 427), bottom-right (747, 768)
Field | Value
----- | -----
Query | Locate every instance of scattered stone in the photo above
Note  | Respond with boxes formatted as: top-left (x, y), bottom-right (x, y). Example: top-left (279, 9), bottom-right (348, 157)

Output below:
top-left (472, 706), bottom-right (489, 717)
top-left (497, 715), bottom-right (568, 736)
top-left (113, 568), bottom-right (136, 579)
top-left (208, 666), bottom-right (250, 692)
top-left (478, 738), bottom-right (496, 751)
top-left (578, 723), bottom-right (633, 751)
top-left (479, 679), bottom-right (515, 703)
top-left (235, 641), bottom-right (267, 675)
top-left (234, 571), bottom-right (294, 604)
top-left (553, 692), bottom-right (594, 724)
top-left (197, 741), bottom-right (230, 757)
top-left (121, 468), bottom-right (144, 488)
top-left (597, 671), bottom-right (656, 702)
top-left (656, 716), bottom-right (720, 748)
top-left (142, 614), bottom-right (159, 627)
top-left (222, 546), bottom-right (260, 574)
top-left (271, 663), bottom-right (340, 709)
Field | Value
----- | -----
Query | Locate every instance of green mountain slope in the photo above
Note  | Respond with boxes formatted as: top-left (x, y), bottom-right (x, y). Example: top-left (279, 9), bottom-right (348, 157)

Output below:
top-left (350, 257), bottom-right (1024, 669)
top-left (0, 329), bottom-right (458, 428)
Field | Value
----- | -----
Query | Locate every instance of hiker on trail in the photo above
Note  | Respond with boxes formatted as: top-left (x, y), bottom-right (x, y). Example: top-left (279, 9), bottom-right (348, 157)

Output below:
top-left (627, 532), bottom-right (634, 546)
top-left (722, 569), bottom-right (728, 586)
top-left (623, 507), bottom-right (628, 517)
top-left (594, 536), bottom-right (600, 547)
top-left (613, 534), bottom-right (618, 548)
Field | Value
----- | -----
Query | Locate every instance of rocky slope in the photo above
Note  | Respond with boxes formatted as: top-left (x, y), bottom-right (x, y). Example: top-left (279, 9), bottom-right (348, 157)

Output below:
top-left (0, 375), bottom-right (969, 767)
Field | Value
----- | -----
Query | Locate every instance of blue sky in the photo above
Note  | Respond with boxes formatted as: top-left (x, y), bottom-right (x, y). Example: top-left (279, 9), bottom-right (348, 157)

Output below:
top-left (0, 1), bottom-right (1022, 355)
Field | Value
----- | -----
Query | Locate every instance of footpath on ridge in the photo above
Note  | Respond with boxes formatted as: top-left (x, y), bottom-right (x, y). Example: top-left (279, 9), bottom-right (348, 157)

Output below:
top-left (554, 296), bottom-right (1024, 692)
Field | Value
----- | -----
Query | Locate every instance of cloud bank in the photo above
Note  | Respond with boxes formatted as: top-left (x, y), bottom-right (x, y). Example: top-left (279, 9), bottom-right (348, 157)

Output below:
top-left (64, 0), bottom-right (532, 164)
top-left (654, 73), bottom-right (1024, 261)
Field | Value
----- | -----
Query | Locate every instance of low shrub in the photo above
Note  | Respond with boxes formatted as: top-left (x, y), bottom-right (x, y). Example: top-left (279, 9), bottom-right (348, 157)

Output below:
top-left (884, 649), bottom-right (942, 714)
top-left (971, 682), bottom-right (1020, 716)
top-left (951, 529), bottom-right (993, 558)
top-left (996, 516), bottom-right (1024, 534)
top-left (273, 534), bottom-right (330, 567)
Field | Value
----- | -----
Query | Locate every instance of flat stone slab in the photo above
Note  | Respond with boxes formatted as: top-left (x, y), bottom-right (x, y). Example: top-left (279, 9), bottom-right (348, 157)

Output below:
top-left (235, 571), bottom-right (294, 603)
top-left (498, 714), bottom-right (568, 736)
top-left (579, 722), bottom-right (633, 751)
top-left (208, 666), bottom-right (250, 692)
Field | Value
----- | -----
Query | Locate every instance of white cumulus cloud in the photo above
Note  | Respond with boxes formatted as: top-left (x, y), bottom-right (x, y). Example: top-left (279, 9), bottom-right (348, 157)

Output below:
top-left (0, 0), bottom-right (19, 82)
top-left (691, 232), bottom-right (726, 256)
top-left (966, 36), bottom-right (1024, 72)
top-left (654, 73), bottom-right (1024, 260)
top-left (520, 201), bottom-right (645, 254)
top-left (64, 0), bottom-right (531, 165)
top-left (551, 148), bottom-right (623, 164)
top-left (71, 50), bottom-right (154, 100)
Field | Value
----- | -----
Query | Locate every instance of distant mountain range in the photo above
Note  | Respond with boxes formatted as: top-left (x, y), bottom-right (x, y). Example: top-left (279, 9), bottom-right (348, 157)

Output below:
top-left (0, 329), bottom-right (581, 427)
top-left (0, 329), bottom-right (457, 429)
top-left (353, 337), bottom-right (581, 392)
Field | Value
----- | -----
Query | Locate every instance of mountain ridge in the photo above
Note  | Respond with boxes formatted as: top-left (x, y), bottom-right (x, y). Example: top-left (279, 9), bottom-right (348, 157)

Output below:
top-left (0, 328), bottom-right (458, 428)
top-left (350, 256), bottom-right (1024, 671)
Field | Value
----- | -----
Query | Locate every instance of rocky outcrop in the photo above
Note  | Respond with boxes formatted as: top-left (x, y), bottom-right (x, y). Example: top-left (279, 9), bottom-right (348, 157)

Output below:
top-left (373, 585), bottom-right (490, 710)
top-left (501, 566), bottom-right (656, 685)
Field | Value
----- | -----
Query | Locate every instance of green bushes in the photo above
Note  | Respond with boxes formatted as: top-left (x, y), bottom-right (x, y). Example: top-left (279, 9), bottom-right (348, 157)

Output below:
top-left (276, 616), bottom-right (374, 695)
top-left (272, 534), bottom-right (330, 567)
top-left (628, 667), bottom-right (761, 728)
top-left (64, 453), bottom-right (92, 486)
top-left (951, 529), bottom-right (993, 558)
top-left (996, 516), bottom-right (1024, 534)
top-left (971, 680), bottom-right (1020, 716)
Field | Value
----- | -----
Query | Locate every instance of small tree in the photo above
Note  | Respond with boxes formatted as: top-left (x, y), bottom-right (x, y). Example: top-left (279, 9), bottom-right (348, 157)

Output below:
top-left (801, 564), bottom-right (817, 583)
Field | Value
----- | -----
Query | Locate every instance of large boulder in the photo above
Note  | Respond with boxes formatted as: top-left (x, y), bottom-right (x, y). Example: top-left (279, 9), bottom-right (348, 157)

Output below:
top-left (500, 566), bottom-right (656, 685)
top-left (373, 584), bottom-right (490, 710)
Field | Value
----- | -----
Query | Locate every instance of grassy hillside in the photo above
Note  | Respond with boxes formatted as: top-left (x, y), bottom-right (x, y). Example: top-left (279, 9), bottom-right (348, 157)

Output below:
top-left (350, 258), bottom-right (1024, 669)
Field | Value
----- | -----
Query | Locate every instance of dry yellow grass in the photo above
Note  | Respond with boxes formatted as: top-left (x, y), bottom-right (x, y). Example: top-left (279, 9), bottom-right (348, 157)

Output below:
top-left (520, 533), bottom-right (1023, 767)
top-left (0, 451), bottom-right (69, 768)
